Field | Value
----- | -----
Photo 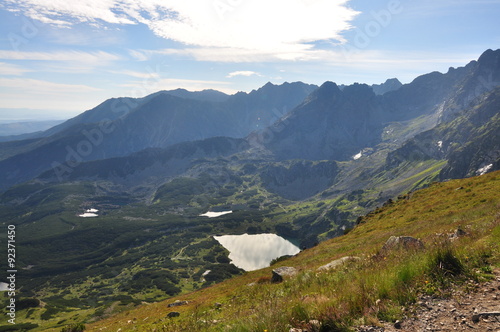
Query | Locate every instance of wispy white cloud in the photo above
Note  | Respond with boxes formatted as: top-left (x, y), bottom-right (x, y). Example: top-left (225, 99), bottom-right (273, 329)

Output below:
top-left (132, 47), bottom-right (326, 63)
top-left (0, 50), bottom-right (122, 74)
top-left (0, 62), bottom-right (31, 76)
top-left (108, 69), bottom-right (161, 79)
top-left (226, 71), bottom-right (261, 78)
top-left (0, 77), bottom-right (101, 93)
top-left (4, 0), bottom-right (358, 60)
top-left (129, 49), bottom-right (150, 62)
top-left (45, 26), bottom-right (125, 46)
top-left (0, 50), bottom-right (120, 63)
top-left (2, 0), bottom-right (136, 26)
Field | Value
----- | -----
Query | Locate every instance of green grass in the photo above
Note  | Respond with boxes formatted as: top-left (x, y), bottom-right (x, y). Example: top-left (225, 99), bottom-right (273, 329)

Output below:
top-left (85, 170), bottom-right (500, 332)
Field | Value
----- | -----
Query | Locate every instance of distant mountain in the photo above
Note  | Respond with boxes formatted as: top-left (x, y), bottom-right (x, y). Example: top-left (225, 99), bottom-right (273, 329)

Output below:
top-left (261, 82), bottom-right (384, 161)
top-left (261, 49), bottom-right (500, 162)
top-left (0, 82), bottom-right (317, 190)
top-left (339, 78), bottom-right (402, 95)
top-left (39, 136), bottom-right (249, 186)
top-left (387, 86), bottom-right (500, 179)
top-left (371, 78), bottom-right (403, 95)
top-left (1, 50), bottom-right (499, 192)
top-left (153, 88), bottom-right (231, 102)
top-left (0, 120), bottom-right (64, 140)
top-left (5, 90), bottom-right (229, 142)
top-left (18, 51), bottom-right (499, 211)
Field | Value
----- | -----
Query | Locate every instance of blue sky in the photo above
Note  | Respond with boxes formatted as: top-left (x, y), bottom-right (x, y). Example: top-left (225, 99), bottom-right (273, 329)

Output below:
top-left (0, 0), bottom-right (499, 121)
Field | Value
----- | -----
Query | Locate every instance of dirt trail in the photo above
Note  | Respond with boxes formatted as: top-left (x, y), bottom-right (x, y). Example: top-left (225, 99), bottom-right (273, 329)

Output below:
top-left (359, 269), bottom-right (500, 332)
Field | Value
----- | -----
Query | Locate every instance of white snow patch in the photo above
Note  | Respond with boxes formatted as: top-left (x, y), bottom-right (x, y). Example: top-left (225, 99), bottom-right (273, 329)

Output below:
top-left (86, 208), bottom-right (99, 213)
top-left (352, 151), bottom-right (362, 160)
top-left (199, 211), bottom-right (233, 218)
top-left (476, 164), bottom-right (493, 176)
top-left (202, 270), bottom-right (211, 277)
top-left (437, 141), bottom-right (443, 149)
top-left (79, 213), bottom-right (98, 218)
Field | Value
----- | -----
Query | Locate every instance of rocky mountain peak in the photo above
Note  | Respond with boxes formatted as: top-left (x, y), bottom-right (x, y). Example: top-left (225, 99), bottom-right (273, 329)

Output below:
top-left (309, 81), bottom-right (342, 100)
top-left (477, 49), bottom-right (500, 67)
top-left (371, 78), bottom-right (403, 95)
top-left (343, 83), bottom-right (376, 101)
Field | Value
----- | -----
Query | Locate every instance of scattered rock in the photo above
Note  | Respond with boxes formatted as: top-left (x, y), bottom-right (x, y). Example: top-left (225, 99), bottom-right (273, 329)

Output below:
top-left (381, 236), bottom-right (424, 251)
top-left (167, 312), bottom-right (180, 318)
top-left (379, 268), bottom-right (500, 331)
top-left (167, 300), bottom-right (189, 308)
top-left (309, 319), bottom-right (321, 329)
top-left (317, 256), bottom-right (361, 272)
top-left (271, 266), bottom-right (298, 283)
top-left (214, 302), bottom-right (223, 309)
top-left (472, 312), bottom-right (500, 323)
top-left (393, 320), bottom-right (401, 329)
top-left (355, 326), bottom-right (385, 332)
top-left (449, 228), bottom-right (467, 240)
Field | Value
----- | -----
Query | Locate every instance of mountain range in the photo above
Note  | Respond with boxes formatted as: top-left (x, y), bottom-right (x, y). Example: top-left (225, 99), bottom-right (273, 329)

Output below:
top-left (0, 49), bottom-right (499, 331)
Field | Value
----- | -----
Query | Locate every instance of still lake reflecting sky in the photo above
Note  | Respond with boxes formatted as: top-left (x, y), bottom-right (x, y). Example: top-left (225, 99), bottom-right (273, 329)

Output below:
top-left (213, 233), bottom-right (300, 271)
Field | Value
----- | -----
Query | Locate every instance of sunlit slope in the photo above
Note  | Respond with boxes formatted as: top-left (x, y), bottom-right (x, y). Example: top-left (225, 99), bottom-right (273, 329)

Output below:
top-left (86, 170), bottom-right (500, 332)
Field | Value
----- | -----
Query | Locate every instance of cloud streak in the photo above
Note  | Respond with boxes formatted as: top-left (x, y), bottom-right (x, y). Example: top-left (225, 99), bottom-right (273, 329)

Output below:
top-left (226, 71), bottom-right (261, 78)
top-left (0, 62), bottom-right (31, 76)
top-left (0, 50), bottom-right (120, 63)
top-left (0, 77), bottom-right (101, 93)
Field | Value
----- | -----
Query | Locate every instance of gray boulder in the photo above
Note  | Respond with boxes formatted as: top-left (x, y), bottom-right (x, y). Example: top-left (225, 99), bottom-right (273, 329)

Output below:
top-left (271, 266), bottom-right (298, 283)
top-left (167, 311), bottom-right (180, 318)
top-left (382, 236), bottom-right (424, 251)
top-left (167, 300), bottom-right (189, 308)
top-left (317, 256), bottom-right (361, 272)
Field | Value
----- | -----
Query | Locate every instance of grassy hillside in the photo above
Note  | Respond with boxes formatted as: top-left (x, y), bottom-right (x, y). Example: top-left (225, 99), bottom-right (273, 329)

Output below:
top-left (76, 170), bottom-right (500, 332)
top-left (1, 168), bottom-right (498, 331)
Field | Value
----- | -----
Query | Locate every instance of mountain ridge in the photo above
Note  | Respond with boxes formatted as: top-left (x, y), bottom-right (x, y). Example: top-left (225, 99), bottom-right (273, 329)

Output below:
top-left (0, 81), bottom-right (317, 191)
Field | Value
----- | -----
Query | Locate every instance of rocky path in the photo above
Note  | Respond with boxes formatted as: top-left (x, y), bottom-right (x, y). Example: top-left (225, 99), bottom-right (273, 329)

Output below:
top-left (359, 269), bottom-right (500, 332)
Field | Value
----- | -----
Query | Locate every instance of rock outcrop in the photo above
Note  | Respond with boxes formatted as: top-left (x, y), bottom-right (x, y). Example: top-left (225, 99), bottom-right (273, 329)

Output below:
top-left (167, 300), bottom-right (189, 308)
top-left (317, 256), bottom-right (361, 272)
top-left (382, 236), bottom-right (424, 252)
top-left (271, 266), bottom-right (298, 283)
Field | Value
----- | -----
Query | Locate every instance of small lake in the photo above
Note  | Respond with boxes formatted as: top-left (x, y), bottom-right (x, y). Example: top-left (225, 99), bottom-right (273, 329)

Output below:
top-left (213, 233), bottom-right (300, 271)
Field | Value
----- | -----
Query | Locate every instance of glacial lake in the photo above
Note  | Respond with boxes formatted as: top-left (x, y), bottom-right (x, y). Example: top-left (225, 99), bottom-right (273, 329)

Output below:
top-left (213, 233), bottom-right (300, 271)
